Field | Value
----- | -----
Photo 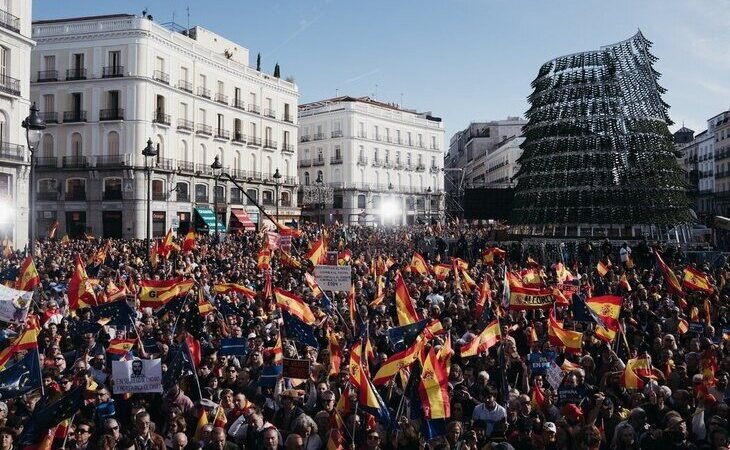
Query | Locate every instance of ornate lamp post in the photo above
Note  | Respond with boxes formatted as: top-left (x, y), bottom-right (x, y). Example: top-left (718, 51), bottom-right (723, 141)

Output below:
top-left (273, 168), bottom-right (281, 223)
top-left (427, 186), bottom-right (432, 223)
top-left (211, 155), bottom-right (223, 240)
top-left (21, 103), bottom-right (46, 256)
top-left (141, 138), bottom-right (158, 261)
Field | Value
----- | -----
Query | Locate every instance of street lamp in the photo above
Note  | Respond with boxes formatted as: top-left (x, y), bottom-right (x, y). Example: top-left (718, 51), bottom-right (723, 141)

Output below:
top-left (315, 172), bottom-right (324, 225)
top-left (273, 168), bottom-right (281, 223)
top-left (211, 155), bottom-right (223, 241)
top-left (141, 138), bottom-right (158, 261)
top-left (427, 186), bottom-right (432, 223)
top-left (21, 103), bottom-right (46, 257)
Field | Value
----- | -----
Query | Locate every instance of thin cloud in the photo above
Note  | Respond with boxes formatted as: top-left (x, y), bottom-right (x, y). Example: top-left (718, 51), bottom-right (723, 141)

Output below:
top-left (343, 68), bottom-right (380, 85)
top-left (271, 9), bottom-right (326, 53)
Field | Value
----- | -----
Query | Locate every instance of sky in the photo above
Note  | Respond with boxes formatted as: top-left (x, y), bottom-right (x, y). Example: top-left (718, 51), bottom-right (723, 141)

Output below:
top-left (33, 0), bottom-right (730, 138)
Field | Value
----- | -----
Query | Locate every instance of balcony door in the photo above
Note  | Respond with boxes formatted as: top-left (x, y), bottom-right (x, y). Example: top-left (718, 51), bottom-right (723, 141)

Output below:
top-left (73, 53), bottom-right (84, 70)
top-left (108, 51), bottom-right (121, 69)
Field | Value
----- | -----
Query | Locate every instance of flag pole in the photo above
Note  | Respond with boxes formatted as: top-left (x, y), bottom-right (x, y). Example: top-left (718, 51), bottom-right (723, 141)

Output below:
top-left (62, 413), bottom-right (76, 449)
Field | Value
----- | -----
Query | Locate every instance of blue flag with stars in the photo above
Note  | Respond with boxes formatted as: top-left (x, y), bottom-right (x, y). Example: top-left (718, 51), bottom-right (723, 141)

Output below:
top-left (388, 319), bottom-right (428, 352)
top-left (282, 310), bottom-right (319, 349)
top-left (0, 348), bottom-right (41, 399)
top-left (90, 300), bottom-right (136, 328)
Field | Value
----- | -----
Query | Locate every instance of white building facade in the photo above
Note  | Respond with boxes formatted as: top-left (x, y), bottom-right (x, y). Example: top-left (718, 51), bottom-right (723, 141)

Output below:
top-left (0, 0), bottom-right (33, 249)
top-left (297, 96), bottom-right (444, 226)
top-left (30, 14), bottom-right (299, 240)
top-left (468, 136), bottom-right (525, 187)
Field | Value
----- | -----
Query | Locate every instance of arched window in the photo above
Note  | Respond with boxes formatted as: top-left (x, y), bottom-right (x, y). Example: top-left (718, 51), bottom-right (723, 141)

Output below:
top-left (262, 190), bottom-right (274, 205)
top-left (283, 130), bottom-right (290, 146)
top-left (42, 134), bottom-right (54, 158)
top-left (66, 178), bottom-right (86, 201)
top-left (281, 191), bottom-right (291, 207)
top-left (284, 159), bottom-right (290, 177)
top-left (195, 183), bottom-right (208, 203)
top-left (107, 131), bottom-right (119, 156)
top-left (152, 179), bottom-right (165, 200)
top-left (175, 182), bottom-right (189, 202)
top-left (234, 151), bottom-right (241, 170)
top-left (250, 153), bottom-right (256, 172)
top-left (304, 172), bottom-right (310, 186)
top-left (155, 135), bottom-right (165, 164)
top-left (234, 119), bottom-right (242, 140)
top-left (70, 133), bottom-right (82, 157)
top-left (180, 140), bottom-right (188, 161)
top-left (266, 156), bottom-right (272, 176)
top-left (214, 184), bottom-right (225, 202)
top-left (217, 147), bottom-right (224, 167)
top-left (198, 144), bottom-right (206, 166)
top-left (103, 177), bottom-right (122, 200)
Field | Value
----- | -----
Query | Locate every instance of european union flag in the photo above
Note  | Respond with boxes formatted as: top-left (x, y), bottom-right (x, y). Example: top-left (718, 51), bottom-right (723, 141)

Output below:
top-left (282, 311), bottom-right (319, 349)
top-left (163, 345), bottom-right (195, 392)
top-left (217, 299), bottom-right (248, 320)
top-left (0, 349), bottom-right (41, 399)
top-left (90, 300), bottom-right (135, 328)
top-left (155, 295), bottom-right (187, 321)
top-left (319, 291), bottom-right (334, 314)
top-left (571, 293), bottom-right (606, 328)
top-left (219, 338), bottom-right (248, 356)
top-left (423, 419), bottom-right (446, 440)
top-left (142, 338), bottom-right (160, 355)
top-left (388, 319), bottom-right (428, 352)
top-left (20, 385), bottom-right (85, 444)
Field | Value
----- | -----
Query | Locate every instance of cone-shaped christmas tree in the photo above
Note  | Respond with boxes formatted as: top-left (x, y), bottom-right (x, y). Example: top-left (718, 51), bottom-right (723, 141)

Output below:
top-left (512, 32), bottom-right (691, 228)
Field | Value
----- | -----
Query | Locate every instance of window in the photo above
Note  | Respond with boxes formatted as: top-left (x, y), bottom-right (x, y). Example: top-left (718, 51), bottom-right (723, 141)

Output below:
top-left (265, 126), bottom-right (272, 141)
top-left (234, 87), bottom-right (242, 103)
top-left (0, 46), bottom-right (7, 77)
top-left (281, 191), bottom-right (291, 207)
top-left (44, 55), bottom-right (55, 71)
top-left (195, 184), bottom-right (208, 202)
top-left (73, 53), bottom-right (84, 70)
top-left (43, 94), bottom-right (54, 113)
top-left (250, 122), bottom-right (257, 139)
top-left (246, 189), bottom-right (258, 204)
top-left (198, 108), bottom-right (206, 124)
top-left (107, 132), bottom-right (119, 156)
top-left (358, 195), bottom-right (366, 209)
top-left (37, 179), bottom-right (55, 197)
top-left (234, 119), bottom-right (242, 139)
top-left (283, 131), bottom-right (290, 146)
top-left (152, 180), bottom-right (165, 200)
top-left (317, 148), bottom-right (323, 162)
top-left (155, 94), bottom-right (165, 115)
top-left (374, 125), bottom-right (379, 139)
top-left (262, 190), bottom-right (273, 205)
top-left (304, 172), bottom-right (310, 186)
top-left (334, 145), bottom-right (341, 159)
top-left (199, 74), bottom-right (206, 88)
top-left (103, 178), bottom-right (122, 200)
top-left (372, 196), bottom-right (381, 209)
top-left (66, 179), bottom-right (86, 201)
top-left (217, 80), bottom-right (224, 94)
top-left (214, 185), bottom-right (225, 201)
top-left (249, 92), bottom-right (256, 106)
top-left (385, 149), bottom-right (390, 163)
top-left (284, 103), bottom-right (291, 120)
top-left (108, 51), bottom-right (121, 68)
top-left (179, 102), bottom-right (188, 120)
top-left (71, 92), bottom-right (82, 112)
top-left (176, 182), bottom-right (189, 202)
top-left (231, 187), bottom-right (242, 204)
top-left (108, 90), bottom-right (120, 110)
top-left (41, 135), bottom-right (53, 158)
top-left (71, 133), bottom-right (82, 157)
top-left (180, 66), bottom-right (188, 82)
top-left (396, 151), bottom-right (401, 164)
top-left (359, 122), bottom-right (365, 137)
top-left (359, 146), bottom-right (365, 160)
top-left (333, 195), bottom-right (343, 208)
top-left (317, 170), bottom-right (324, 183)
top-left (0, 173), bottom-right (11, 199)
top-left (217, 114), bottom-right (224, 132)
top-left (156, 56), bottom-right (164, 73)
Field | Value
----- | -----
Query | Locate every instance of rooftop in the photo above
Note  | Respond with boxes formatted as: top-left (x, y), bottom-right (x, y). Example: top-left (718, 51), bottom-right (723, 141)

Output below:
top-left (299, 95), bottom-right (441, 122)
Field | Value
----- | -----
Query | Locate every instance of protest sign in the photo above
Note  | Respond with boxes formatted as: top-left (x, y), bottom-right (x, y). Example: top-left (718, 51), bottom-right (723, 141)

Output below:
top-left (314, 265), bottom-right (351, 292)
top-left (282, 358), bottom-right (310, 379)
top-left (0, 284), bottom-right (31, 324)
top-left (112, 359), bottom-right (162, 394)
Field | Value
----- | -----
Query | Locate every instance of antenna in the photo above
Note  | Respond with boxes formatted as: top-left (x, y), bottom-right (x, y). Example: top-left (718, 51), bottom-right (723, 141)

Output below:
top-left (186, 6), bottom-right (190, 30)
top-left (375, 84), bottom-right (378, 100)
top-left (400, 92), bottom-right (404, 107)
top-left (335, 88), bottom-right (339, 97)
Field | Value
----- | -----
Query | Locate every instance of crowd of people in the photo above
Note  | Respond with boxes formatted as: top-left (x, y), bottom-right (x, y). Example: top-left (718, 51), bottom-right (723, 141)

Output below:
top-left (0, 222), bottom-right (728, 450)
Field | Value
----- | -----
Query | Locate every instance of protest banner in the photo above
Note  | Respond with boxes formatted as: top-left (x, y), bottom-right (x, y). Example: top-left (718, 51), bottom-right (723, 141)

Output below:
top-left (112, 359), bottom-right (162, 394)
top-left (314, 265), bottom-right (351, 292)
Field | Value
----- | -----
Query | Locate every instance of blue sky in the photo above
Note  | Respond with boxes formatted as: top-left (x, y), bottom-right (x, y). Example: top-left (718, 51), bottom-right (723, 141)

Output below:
top-left (34, 0), bottom-right (730, 137)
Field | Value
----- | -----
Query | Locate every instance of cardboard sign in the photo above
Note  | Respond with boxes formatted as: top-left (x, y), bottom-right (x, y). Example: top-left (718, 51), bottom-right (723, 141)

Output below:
top-left (280, 235), bottom-right (292, 253)
top-left (0, 284), bottom-right (31, 324)
top-left (112, 359), bottom-right (162, 394)
top-left (546, 361), bottom-right (565, 390)
top-left (314, 265), bottom-right (352, 292)
top-left (529, 351), bottom-right (556, 376)
top-left (282, 358), bottom-right (311, 380)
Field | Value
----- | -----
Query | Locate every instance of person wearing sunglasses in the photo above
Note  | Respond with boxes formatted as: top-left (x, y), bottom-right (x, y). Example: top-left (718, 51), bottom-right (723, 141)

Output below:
top-left (99, 418), bottom-right (121, 450)
top-left (68, 421), bottom-right (93, 450)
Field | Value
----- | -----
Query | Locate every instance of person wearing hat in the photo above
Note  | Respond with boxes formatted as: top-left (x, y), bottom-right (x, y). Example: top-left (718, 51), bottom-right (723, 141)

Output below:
top-left (272, 389), bottom-right (304, 438)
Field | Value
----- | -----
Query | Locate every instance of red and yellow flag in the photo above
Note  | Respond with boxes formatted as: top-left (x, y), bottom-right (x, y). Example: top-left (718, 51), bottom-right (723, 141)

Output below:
top-left (306, 237), bottom-right (327, 265)
top-left (548, 310), bottom-right (582, 354)
top-left (59, 234), bottom-right (70, 246)
top-left (139, 278), bottom-right (194, 309)
top-left (15, 256), bottom-right (40, 291)
top-left (257, 248), bottom-right (272, 270)
top-left (182, 231), bottom-right (196, 252)
top-left (460, 319), bottom-right (500, 358)
top-left (0, 320), bottom-right (40, 369)
top-left (395, 271), bottom-right (420, 326)
top-left (682, 266), bottom-right (713, 294)
top-left (410, 252), bottom-right (430, 277)
top-left (678, 319), bottom-right (689, 335)
top-left (107, 338), bottom-right (136, 356)
top-left (621, 355), bottom-right (660, 390)
top-left (433, 264), bottom-right (451, 281)
top-left (197, 290), bottom-right (215, 316)
top-left (276, 221), bottom-right (302, 238)
top-left (475, 277), bottom-right (491, 318)
top-left (280, 251), bottom-right (304, 270)
top-left (596, 259), bottom-right (611, 277)
top-left (370, 275), bottom-right (386, 307)
top-left (586, 295), bottom-right (622, 343)
top-left (372, 338), bottom-right (424, 385)
top-left (347, 285), bottom-right (357, 330)
top-left (656, 251), bottom-right (682, 295)
top-left (482, 247), bottom-right (506, 265)
top-left (211, 283), bottom-right (256, 298)
top-left (554, 262), bottom-right (575, 283)
top-left (271, 333), bottom-right (283, 368)
top-left (327, 328), bottom-right (343, 377)
top-left (304, 272), bottom-right (324, 299)
top-left (48, 220), bottom-right (59, 240)
top-left (68, 254), bottom-right (97, 310)
top-left (213, 404), bottom-right (227, 429)
top-left (418, 346), bottom-right (450, 419)
top-left (274, 288), bottom-right (316, 324)
top-left (159, 229), bottom-right (179, 259)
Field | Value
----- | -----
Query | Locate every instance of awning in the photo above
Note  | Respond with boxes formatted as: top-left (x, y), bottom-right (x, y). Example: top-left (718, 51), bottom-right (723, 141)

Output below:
top-left (231, 209), bottom-right (256, 231)
top-left (194, 207), bottom-right (226, 233)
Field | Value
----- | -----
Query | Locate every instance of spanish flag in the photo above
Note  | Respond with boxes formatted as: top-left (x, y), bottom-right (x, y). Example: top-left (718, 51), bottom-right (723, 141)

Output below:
top-left (104, 280), bottom-right (127, 303)
top-left (280, 251), bottom-right (304, 270)
top-left (150, 240), bottom-right (159, 269)
top-left (459, 267), bottom-right (477, 292)
top-left (182, 231), bottom-right (196, 252)
top-left (548, 310), bottom-right (582, 354)
top-left (139, 278), bottom-right (194, 309)
top-left (452, 258), bottom-right (469, 271)
top-left (586, 295), bottom-right (622, 343)
top-left (677, 318), bottom-right (689, 334)
top-left (15, 256), bottom-right (40, 291)
top-left (59, 234), bottom-right (70, 246)
top-left (327, 328), bottom-right (343, 377)
top-left (89, 241), bottom-right (111, 267)
top-left (197, 290), bottom-right (215, 316)
top-left (395, 272), bottom-right (421, 326)
top-left (554, 262), bottom-right (575, 283)
top-left (274, 288), bottom-right (316, 324)
top-left (212, 283), bottom-right (256, 298)
top-left (531, 379), bottom-right (546, 411)
top-left (437, 333), bottom-right (454, 376)
top-left (418, 346), bottom-right (450, 419)
top-left (326, 410), bottom-right (346, 450)
top-left (370, 275), bottom-right (385, 307)
top-left (271, 333), bottom-right (283, 369)
top-left (682, 266), bottom-right (713, 294)
top-left (159, 229), bottom-right (178, 259)
top-left (0, 321), bottom-right (39, 369)
top-left (276, 221), bottom-right (302, 238)
top-left (475, 277), bottom-right (491, 318)
top-left (257, 248), bottom-right (272, 270)
top-left (619, 274), bottom-right (632, 292)
top-left (372, 337), bottom-right (424, 385)
top-left (107, 338), bottom-right (136, 357)
top-left (48, 220), bottom-right (59, 240)
top-left (193, 407), bottom-right (209, 441)
top-left (596, 259), bottom-right (611, 277)
top-left (410, 252), bottom-right (430, 277)
top-left (213, 404), bottom-right (227, 428)
top-left (483, 247), bottom-right (506, 265)
top-left (306, 237), bottom-right (327, 266)
top-left (460, 319), bottom-right (500, 358)
top-left (348, 340), bottom-right (366, 388)
top-left (304, 273), bottom-right (324, 299)
top-left (433, 264), bottom-right (451, 281)
top-left (68, 254), bottom-right (97, 310)
top-left (561, 359), bottom-right (583, 373)
top-left (656, 250), bottom-right (683, 295)
top-left (347, 285), bottom-right (357, 330)
top-left (621, 355), bottom-right (661, 390)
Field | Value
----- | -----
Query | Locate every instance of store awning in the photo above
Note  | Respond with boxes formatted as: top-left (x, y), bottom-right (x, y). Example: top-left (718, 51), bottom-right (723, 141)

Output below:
top-left (231, 209), bottom-right (256, 231)
top-left (194, 207), bottom-right (226, 233)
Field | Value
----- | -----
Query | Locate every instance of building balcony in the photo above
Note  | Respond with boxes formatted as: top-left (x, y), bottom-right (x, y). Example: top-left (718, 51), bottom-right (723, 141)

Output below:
top-left (37, 70), bottom-right (58, 82)
top-left (177, 161), bottom-right (194, 173)
top-left (103, 191), bottom-right (123, 201)
top-left (96, 155), bottom-right (126, 167)
top-left (282, 144), bottom-right (295, 153)
top-left (232, 132), bottom-right (246, 144)
top-left (152, 192), bottom-right (167, 201)
top-left (177, 79), bottom-right (193, 93)
top-left (300, 135), bottom-right (310, 143)
top-left (195, 194), bottom-right (209, 203)
top-left (0, 74), bottom-right (20, 96)
top-left (430, 166), bottom-right (440, 173)
top-left (102, 65), bottom-right (124, 78)
top-left (176, 193), bottom-right (190, 203)
top-left (152, 70), bottom-right (169, 84)
top-left (248, 104), bottom-right (260, 114)
top-left (66, 68), bottom-right (87, 80)
top-left (403, 163), bottom-right (413, 171)
top-left (331, 130), bottom-right (343, 138)
top-left (39, 112), bottom-right (58, 124)
top-left (264, 108), bottom-right (277, 119)
top-left (233, 98), bottom-right (245, 110)
top-left (375, 134), bottom-right (383, 142)
top-left (299, 159), bottom-right (312, 168)
top-left (37, 192), bottom-right (58, 201)
top-left (430, 144), bottom-right (440, 150)
top-left (358, 132), bottom-right (368, 139)
top-left (215, 93), bottom-right (228, 105)
top-left (372, 159), bottom-right (382, 167)
top-left (153, 111), bottom-right (171, 125)
top-left (330, 156), bottom-right (343, 165)
top-left (357, 156), bottom-right (368, 166)
top-left (36, 157), bottom-right (57, 168)
top-left (215, 129), bottom-right (230, 140)
top-left (0, 8), bottom-right (20, 33)
top-left (177, 118), bottom-right (194, 131)
top-left (63, 110), bottom-right (87, 123)
top-left (0, 142), bottom-right (23, 162)
top-left (156, 157), bottom-right (174, 171)
top-left (196, 124), bottom-right (212, 136)
top-left (197, 87), bottom-right (211, 99)
top-left (248, 136), bottom-right (262, 147)
top-left (312, 158), bottom-right (325, 166)
top-left (195, 163), bottom-right (214, 176)
top-left (283, 113), bottom-right (293, 123)
top-left (415, 164), bottom-right (426, 172)
top-left (383, 161), bottom-right (393, 169)
top-left (65, 192), bottom-right (87, 201)
top-left (283, 176), bottom-right (296, 185)
top-left (63, 156), bottom-right (88, 168)
top-left (99, 108), bottom-right (124, 121)
top-left (264, 139), bottom-right (277, 149)
top-left (313, 133), bottom-right (325, 141)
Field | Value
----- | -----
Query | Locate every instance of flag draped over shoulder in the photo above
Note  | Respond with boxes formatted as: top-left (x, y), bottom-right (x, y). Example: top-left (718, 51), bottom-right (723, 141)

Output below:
top-left (15, 256), bottom-right (40, 291)
top-left (655, 251), bottom-right (682, 295)
top-left (682, 266), bottom-right (713, 294)
top-left (275, 288), bottom-right (316, 324)
top-left (139, 278), bottom-right (194, 309)
top-left (395, 272), bottom-right (420, 326)
top-left (460, 319), bottom-right (500, 358)
top-left (586, 295), bottom-right (622, 343)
